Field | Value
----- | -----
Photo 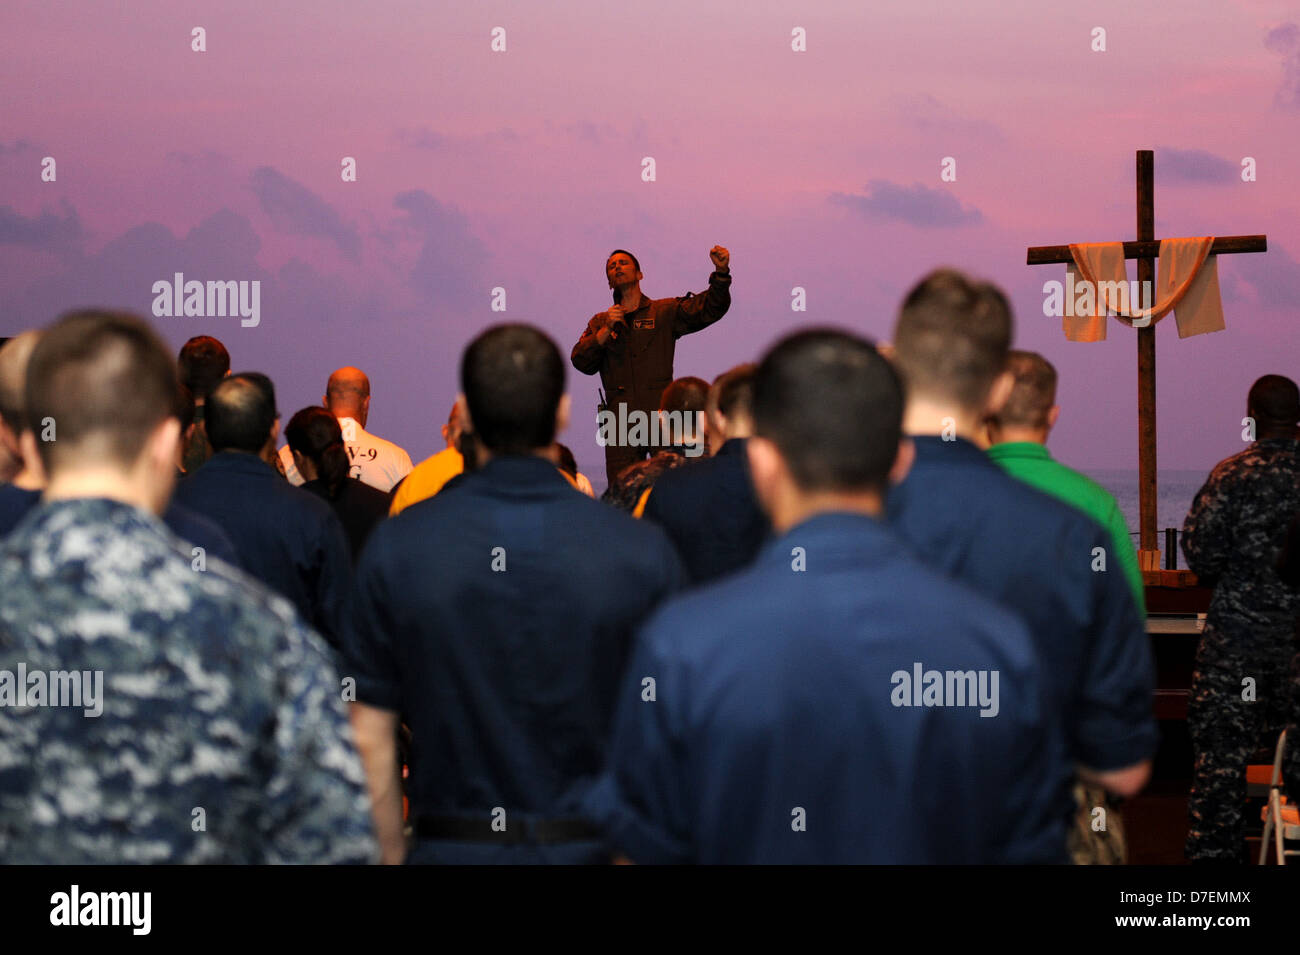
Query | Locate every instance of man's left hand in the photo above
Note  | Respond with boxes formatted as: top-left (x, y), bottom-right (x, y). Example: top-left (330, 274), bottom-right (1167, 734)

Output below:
top-left (710, 246), bottom-right (730, 273)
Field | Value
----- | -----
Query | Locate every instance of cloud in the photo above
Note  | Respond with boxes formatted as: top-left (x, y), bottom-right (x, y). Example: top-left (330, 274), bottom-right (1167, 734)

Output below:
top-left (392, 190), bottom-right (490, 310)
top-left (1264, 22), bottom-right (1300, 110)
top-left (393, 126), bottom-right (445, 150)
top-left (248, 166), bottom-right (360, 259)
top-left (891, 94), bottom-right (1006, 145)
top-left (830, 180), bottom-right (983, 227)
top-left (0, 202), bottom-right (83, 253)
top-left (1160, 147), bottom-right (1237, 184)
top-left (1222, 241), bottom-right (1300, 309)
top-left (0, 140), bottom-right (37, 156)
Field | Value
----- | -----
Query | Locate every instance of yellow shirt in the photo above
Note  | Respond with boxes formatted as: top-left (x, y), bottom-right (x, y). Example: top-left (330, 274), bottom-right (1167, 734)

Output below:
top-left (389, 447), bottom-right (463, 516)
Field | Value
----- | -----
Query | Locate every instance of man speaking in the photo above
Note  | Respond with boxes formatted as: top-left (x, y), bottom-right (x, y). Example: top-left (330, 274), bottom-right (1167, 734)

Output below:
top-left (572, 246), bottom-right (731, 484)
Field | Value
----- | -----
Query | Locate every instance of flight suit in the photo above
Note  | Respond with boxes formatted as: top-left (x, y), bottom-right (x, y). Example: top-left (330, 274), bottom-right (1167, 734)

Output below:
top-left (571, 271), bottom-right (731, 484)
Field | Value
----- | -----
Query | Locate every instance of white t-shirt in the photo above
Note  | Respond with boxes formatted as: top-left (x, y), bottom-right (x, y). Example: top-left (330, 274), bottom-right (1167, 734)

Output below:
top-left (280, 416), bottom-right (414, 492)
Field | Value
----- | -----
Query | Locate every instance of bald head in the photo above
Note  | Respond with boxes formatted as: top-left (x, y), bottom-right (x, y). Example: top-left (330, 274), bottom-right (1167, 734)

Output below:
top-left (324, 366), bottom-right (371, 425)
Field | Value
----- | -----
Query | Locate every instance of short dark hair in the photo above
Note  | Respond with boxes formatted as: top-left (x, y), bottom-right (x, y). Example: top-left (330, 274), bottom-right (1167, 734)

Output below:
top-left (892, 268), bottom-right (1014, 412)
top-left (178, 335), bottom-right (230, 399)
top-left (993, 351), bottom-right (1058, 430)
top-left (709, 363), bottom-right (757, 421)
top-left (206, 373), bottom-right (277, 454)
top-left (752, 329), bottom-right (903, 492)
top-left (25, 310), bottom-right (178, 472)
top-left (1248, 374), bottom-right (1300, 428)
top-left (607, 249), bottom-right (640, 273)
top-left (461, 324), bottom-right (565, 455)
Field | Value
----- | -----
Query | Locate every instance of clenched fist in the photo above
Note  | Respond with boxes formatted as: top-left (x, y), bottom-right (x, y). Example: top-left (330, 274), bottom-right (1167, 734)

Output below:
top-left (710, 245), bottom-right (730, 273)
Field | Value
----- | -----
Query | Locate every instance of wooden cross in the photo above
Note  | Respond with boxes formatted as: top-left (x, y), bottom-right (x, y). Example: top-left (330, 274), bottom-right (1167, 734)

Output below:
top-left (1027, 149), bottom-right (1266, 573)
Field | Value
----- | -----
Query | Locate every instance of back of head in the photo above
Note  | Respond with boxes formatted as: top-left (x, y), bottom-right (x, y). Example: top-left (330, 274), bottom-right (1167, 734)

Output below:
top-left (325, 366), bottom-right (370, 418)
top-left (177, 335), bottom-right (230, 399)
top-left (25, 310), bottom-right (178, 474)
top-left (206, 373), bottom-right (277, 454)
top-left (753, 329), bottom-right (903, 492)
top-left (708, 363), bottom-right (757, 422)
top-left (892, 268), bottom-right (1014, 412)
top-left (992, 351), bottom-right (1058, 431)
top-left (1248, 374), bottom-right (1300, 431)
top-left (461, 324), bottom-right (565, 455)
top-left (659, 377), bottom-right (709, 416)
top-left (0, 330), bottom-right (43, 436)
top-left (285, 406), bottom-right (349, 495)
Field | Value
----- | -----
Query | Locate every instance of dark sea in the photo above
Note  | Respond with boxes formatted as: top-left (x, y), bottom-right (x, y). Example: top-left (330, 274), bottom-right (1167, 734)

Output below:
top-left (577, 447), bottom-right (1210, 571)
top-left (1080, 469), bottom-right (1208, 570)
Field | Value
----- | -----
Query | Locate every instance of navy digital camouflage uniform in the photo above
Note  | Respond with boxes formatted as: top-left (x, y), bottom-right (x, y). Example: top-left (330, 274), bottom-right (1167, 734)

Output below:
top-left (1182, 436), bottom-right (1300, 861)
top-left (0, 498), bottom-right (376, 864)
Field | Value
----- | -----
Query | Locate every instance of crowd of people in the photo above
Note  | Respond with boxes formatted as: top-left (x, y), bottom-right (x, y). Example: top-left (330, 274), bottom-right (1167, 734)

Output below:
top-left (0, 265), bottom-right (1297, 864)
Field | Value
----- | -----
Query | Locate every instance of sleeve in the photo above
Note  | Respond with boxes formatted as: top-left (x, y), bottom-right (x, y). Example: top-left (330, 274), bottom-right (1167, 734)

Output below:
top-left (311, 511), bottom-right (355, 650)
top-left (671, 271), bottom-right (732, 339)
top-left (259, 620), bottom-right (378, 864)
top-left (571, 313), bottom-right (610, 375)
top-left (340, 530), bottom-right (403, 712)
top-left (1073, 525), bottom-right (1159, 772)
top-left (1181, 468), bottom-right (1234, 584)
top-left (583, 616), bottom-right (693, 864)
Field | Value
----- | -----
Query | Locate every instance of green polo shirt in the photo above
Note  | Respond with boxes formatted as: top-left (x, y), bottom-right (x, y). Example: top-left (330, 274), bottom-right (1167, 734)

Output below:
top-left (986, 442), bottom-right (1145, 613)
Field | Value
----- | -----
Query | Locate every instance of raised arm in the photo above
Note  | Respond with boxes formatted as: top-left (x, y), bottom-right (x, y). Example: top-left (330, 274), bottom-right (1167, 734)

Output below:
top-left (672, 246), bottom-right (732, 338)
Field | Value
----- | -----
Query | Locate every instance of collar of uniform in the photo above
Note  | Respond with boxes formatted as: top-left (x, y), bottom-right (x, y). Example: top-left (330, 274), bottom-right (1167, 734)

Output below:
top-left (985, 441), bottom-right (1051, 464)
top-left (908, 434), bottom-right (996, 471)
top-left (202, 449), bottom-right (280, 478)
top-left (12, 496), bottom-right (165, 540)
top-left (475, 454), bottom-right (569, 494)
top-left (337, 416), bottom-right (367, 439)
top-left (761, 510), bottom-right (901, 568)
top-left (717, 437), bottom-right (748, 458)
top-left (623, 290), bottom-right (652, 314)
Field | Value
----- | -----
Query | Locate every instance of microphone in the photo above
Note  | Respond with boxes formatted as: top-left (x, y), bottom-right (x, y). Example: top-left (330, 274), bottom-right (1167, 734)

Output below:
top-left (609, 287), bottom-right (625, 341)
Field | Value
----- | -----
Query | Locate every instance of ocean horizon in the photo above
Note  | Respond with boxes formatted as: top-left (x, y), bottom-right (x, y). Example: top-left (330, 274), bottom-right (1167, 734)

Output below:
top-left (575, 444), bottom-right (1209, 571)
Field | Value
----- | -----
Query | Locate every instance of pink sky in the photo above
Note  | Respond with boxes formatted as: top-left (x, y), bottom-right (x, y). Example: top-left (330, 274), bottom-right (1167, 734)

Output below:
top-left (2, 0), bottom-right (1298, 485)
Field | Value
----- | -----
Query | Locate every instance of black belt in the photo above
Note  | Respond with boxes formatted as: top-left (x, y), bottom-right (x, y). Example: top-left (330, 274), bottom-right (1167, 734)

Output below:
top-left (415, 814), bottom-right (604, 846)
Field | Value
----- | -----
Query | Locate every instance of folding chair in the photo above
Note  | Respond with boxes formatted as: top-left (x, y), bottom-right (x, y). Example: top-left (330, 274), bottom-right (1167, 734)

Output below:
top-left (1258, 729), bottom-right (1300, 865)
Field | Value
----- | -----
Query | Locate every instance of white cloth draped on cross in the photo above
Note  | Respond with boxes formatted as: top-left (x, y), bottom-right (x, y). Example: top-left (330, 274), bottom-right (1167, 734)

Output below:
top-left (1062, 237), bottom-right (1225, 342)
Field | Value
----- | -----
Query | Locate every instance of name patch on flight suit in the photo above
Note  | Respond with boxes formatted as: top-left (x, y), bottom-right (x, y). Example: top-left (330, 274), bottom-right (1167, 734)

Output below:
top-left (633, 316), bottom-right (656, 330)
